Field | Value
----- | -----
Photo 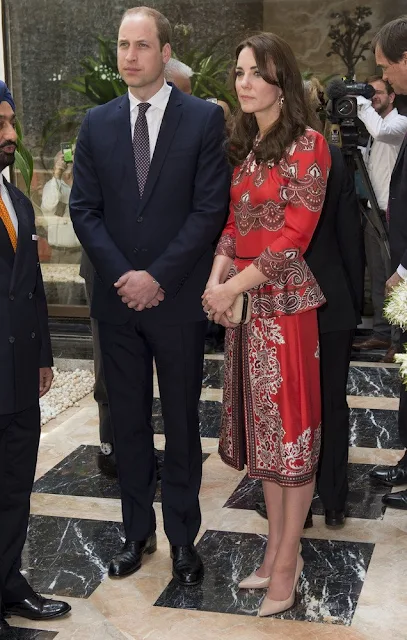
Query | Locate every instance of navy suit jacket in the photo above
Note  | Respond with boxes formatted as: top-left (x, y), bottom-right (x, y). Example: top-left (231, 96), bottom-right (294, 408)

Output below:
top-left (388, 136), bottom-right (407, 272)
top-left (70, 85), bottom-right (230, 324)
top-left (0, 180), bottom-right (52, 414)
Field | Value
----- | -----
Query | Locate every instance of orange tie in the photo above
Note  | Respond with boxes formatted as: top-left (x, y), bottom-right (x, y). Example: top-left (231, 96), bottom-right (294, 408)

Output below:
top-left (0, 192), bottom-right (17, 251)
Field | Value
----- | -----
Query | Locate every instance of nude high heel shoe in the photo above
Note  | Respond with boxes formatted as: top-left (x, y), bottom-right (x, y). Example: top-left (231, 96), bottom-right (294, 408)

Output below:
top-left (238, 572), bottom-right (271, 589)
top-left (239, 543), bottom-right (302, 590)
top-left (258, 554), bottom-right (304, 617)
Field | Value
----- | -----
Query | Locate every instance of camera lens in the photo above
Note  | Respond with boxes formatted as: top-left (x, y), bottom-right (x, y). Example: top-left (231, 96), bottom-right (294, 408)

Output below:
top-left (336, 97), bottom-right (355, 117)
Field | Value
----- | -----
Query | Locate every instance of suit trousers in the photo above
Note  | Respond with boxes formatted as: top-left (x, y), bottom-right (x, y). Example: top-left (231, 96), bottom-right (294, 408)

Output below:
top-left (0, 404), bottom-right (39, 603)
top-left (84, 278), bottom-right (112, 444)
top-left (397, 331), bottom-right (407, 455)
top-left (364, 219), bottom-right (400, 345)
top-left (316, 330), bottom-right (353, 510)
top-left (98, 316), bottom-right (207, 545)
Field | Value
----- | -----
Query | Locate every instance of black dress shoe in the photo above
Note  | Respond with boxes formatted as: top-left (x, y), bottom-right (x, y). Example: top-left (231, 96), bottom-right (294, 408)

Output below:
top-left (325, 509), bottom-right (346, 527)
top-left (382, 489), bottom-right (407, 509)
top-left (4, 593), bottom-right (71, 620)
top-left (369, 463), bottom-right (407, 486)
top-left (170, 545), bottom-right (204, 586)
top-left (97, 449), bottom-right (117, 478)
top-left (108, 534), bottom-right (157, 577)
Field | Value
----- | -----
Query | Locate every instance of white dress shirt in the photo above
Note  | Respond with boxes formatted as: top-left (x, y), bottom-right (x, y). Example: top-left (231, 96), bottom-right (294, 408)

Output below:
top-left (128, 81), bottom-right (172, 159)
top-left (358, 98), bottom-right (407, 280)
top-left (358, 100), bottom-right (407, 210)
top-left (0, 172), bottom-right (18, 236)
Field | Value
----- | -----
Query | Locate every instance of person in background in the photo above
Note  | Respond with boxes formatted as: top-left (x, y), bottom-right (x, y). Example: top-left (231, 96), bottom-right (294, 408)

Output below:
top-left (0, 81), bottom-right (70, 634)
top-left (353, 75), bottom-right (407, 362)
top-left (203, 33), bottom-right (330, 616)
top-left (41, 150), bottom-right (81, 264)
top-left (369, 15), bottom-right (407, 509)
top-left (164, 57), bottom-right (193, 94)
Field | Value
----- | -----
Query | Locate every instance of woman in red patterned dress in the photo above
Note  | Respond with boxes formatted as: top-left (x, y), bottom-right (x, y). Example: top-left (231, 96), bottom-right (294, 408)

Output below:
top-left (202, 33), bottom-right (331, 616)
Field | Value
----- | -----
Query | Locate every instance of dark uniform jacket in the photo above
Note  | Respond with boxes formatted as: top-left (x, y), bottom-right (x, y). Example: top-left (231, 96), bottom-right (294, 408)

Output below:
top-left (0, 179), bottom-right (52, 414)
top-left (305, 145), bottom-right (364, 333)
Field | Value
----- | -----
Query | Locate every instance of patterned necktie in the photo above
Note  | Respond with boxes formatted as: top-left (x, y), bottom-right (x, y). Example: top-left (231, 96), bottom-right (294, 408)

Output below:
top-left (133, 102), bottom-right (151, 197)
top-left (0, 190), bottom-right (17, 251)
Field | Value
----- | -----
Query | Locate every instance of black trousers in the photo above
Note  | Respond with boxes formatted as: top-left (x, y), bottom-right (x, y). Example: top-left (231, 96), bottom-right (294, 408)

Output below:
top-left (316, 330), bottom-right (354, 510)
top-left (99, 316), bottom-right (207, 545)
top-left (84, 278), bottom-right (112, 444)
top-left (398, 331), bottom-right (407, 454)
top-left (0, 404), bottom-right (39, 604)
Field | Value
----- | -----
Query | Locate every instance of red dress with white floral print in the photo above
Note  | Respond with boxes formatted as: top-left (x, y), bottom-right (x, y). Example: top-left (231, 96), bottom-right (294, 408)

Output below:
top-left (216, 128), bottom-right (331, 485)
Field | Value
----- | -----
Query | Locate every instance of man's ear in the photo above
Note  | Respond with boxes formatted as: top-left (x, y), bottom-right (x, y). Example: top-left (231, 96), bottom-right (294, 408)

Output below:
top-left (162, 43), bottom-right (171, 65)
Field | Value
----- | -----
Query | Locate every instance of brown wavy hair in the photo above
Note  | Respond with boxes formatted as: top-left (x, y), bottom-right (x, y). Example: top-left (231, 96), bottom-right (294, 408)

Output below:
top-left (228, 33), bottom-right (315, 167)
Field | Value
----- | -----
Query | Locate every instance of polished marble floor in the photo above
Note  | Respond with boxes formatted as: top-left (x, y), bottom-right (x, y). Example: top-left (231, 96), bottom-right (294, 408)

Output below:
top-left (6, 348), bottom-right (407, 640)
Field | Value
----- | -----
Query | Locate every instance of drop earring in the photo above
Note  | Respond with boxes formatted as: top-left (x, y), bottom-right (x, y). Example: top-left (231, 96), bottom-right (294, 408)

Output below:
top-left (278, 94), bottom-right (285, 109)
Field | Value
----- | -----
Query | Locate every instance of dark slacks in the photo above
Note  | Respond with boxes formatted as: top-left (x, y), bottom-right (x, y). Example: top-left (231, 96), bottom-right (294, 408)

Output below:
top-left (0, 404), bottom-right (40, 603)
top-left (84, 278), bottom-right (112, 444)
top-left (98, 316), bottom-right (207, 545)
top-left (316, 330), bottom-right (354, 510)
top-left (398, 331), bottom-right (407, 453)
top-left (364, 219), bottom-right (400, 345)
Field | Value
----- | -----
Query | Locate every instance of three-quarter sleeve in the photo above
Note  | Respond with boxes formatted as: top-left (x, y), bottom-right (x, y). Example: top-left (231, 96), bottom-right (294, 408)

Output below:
top-left (215, 199), bottom-right (236, 259)
top-left (252, 132), bottom-right (331, 279)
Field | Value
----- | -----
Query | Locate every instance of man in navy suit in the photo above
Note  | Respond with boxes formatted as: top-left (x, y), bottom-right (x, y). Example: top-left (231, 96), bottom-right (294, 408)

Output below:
top-left (70, 6), bottom-right (230, 585)
top-left (0, 82), bottom-right (70, 633)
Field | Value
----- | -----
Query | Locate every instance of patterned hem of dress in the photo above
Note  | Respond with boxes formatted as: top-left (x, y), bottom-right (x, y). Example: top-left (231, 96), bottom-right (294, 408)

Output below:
top-left (218, 449), bottom-right (318, 486)
top-left (246, 465), bottom-right (318, 486)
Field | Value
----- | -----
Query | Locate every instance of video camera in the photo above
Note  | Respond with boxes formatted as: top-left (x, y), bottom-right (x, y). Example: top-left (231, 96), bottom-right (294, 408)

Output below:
top-left (326, 79), bottom-right (375, 147)
top-left (325, 78), bottom-right (390, 260)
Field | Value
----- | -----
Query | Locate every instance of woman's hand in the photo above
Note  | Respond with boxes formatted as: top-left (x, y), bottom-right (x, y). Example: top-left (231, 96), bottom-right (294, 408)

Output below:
top-left (202, 283), bottom-right (238, 324)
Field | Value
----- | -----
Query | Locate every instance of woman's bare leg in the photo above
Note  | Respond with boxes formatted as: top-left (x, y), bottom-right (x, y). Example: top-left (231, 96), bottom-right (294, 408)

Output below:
top-left (256, 479), bottom-right (283, 577)
top-left (265, 477), bottom-right (315, 600)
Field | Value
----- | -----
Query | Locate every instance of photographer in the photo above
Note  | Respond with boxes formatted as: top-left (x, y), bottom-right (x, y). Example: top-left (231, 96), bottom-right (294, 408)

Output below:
top-left (354, 76), bottom-right (407, 362)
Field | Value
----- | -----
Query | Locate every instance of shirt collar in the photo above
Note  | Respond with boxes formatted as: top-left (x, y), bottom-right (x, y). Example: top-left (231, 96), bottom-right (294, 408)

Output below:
top-left (128, 81), bottom-right (172, 112)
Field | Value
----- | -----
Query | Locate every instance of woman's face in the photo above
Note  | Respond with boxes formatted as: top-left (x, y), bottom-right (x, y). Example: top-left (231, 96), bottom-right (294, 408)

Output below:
top-left (235, 46), bottom-right (282, 118)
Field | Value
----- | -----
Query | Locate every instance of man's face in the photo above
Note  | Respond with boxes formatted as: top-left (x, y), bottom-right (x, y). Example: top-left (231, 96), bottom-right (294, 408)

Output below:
top-left (375, 44), bottom-right (407, 95)
top-left (117, 15), bottom-right (171, 96)
top-left (0, 102), bottom-right (17, 171)
top-left (370, 79), bottom-right (394, 116)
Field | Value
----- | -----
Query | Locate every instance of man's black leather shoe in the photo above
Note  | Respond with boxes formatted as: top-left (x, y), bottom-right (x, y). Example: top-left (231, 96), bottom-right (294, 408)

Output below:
top-left (382, 489), bottom-right (407, 510)
top-left (4, 593), bottom-right (71, 620)
top-left (108, 534), bottom-right (157, 577)
top-left (170, 545), bottom-right (204, 586)
top-left (369, 463), bottom-right (407, 486)
top-left (97, 450), bottom-right (117, 478)
top-left (325, 509), bottom-right (346, 527)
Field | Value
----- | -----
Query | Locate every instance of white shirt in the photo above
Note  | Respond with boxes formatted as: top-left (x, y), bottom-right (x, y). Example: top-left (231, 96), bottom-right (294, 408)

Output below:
top-left (0, 172), bottom-right (18, 236)
top-left (128, 81), bottom-right (172, 159)
top-left (358, 100), bottom-right (407, 210)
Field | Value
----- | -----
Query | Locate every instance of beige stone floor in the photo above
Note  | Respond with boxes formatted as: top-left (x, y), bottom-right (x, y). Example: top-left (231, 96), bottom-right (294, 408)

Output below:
top-left (8, 357), bottom-right (407, 640)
